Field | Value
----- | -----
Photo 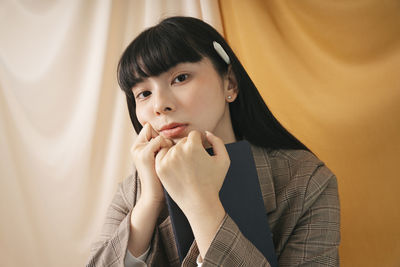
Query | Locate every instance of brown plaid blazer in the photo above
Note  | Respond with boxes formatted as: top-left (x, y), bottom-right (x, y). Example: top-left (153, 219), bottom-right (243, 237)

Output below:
top-left (87, 145), bottom-right (340, 266)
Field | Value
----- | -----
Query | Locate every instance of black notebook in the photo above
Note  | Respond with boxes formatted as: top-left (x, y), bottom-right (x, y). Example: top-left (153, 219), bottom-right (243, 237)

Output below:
top-left (164, 140), bottom-right (278, 267)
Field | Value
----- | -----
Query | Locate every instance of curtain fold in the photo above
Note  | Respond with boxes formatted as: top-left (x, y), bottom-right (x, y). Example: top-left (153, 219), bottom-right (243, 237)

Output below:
top-left (0, 1), bottom-right (223, 266)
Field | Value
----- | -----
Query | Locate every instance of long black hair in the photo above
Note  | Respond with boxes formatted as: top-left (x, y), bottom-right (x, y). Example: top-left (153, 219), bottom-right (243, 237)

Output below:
top-left (117, 16), bottom-right (308, 150)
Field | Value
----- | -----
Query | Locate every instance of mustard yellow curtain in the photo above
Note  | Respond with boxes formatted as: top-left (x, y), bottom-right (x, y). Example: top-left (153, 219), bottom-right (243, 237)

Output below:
top-left (219, 0), bottom-right (400, 266)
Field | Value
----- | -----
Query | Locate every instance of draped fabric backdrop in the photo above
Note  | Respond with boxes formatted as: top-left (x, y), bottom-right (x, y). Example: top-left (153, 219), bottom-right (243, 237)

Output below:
top-left (0, 1), bottom-right (222, 266)
top-left (1, 0), bottom-right (399, 267)
top-left (220, 1), bottom-right (400, 266)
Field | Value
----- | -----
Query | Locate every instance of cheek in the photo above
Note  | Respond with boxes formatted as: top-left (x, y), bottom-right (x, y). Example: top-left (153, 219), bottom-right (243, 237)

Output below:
top-left (182, 92), bottom-right (209, 114)
top-left (135, 104), bottom-right (149, 125)
top-left (184, 84), bottom-right (224, 112)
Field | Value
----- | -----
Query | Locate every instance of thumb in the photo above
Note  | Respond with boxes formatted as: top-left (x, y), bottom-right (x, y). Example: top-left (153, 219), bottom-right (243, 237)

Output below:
top-left (205, 131), bottom-right (228, 160)
top-left (155, 147), bottom-right (169, 175)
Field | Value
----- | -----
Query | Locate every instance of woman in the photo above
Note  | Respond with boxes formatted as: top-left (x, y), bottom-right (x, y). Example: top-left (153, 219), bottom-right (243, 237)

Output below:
top-left (87, 16), bottom-right (340, 267)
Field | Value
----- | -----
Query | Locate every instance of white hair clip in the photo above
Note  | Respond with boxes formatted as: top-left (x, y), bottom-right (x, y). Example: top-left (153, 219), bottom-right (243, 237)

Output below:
top-left (213, 41), bottom-right (230, 64)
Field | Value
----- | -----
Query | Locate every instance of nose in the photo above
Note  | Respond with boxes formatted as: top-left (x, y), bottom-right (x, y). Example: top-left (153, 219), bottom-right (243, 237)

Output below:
top-left (153, 89), bottom-right (175, 115)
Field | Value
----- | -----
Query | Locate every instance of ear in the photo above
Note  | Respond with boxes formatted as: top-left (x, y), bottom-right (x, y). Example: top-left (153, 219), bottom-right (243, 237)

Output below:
top-left (224, 66), bottom-right (238, 102)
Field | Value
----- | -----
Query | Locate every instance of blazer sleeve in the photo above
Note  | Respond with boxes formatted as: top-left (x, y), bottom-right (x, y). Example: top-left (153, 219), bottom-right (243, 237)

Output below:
top-left (200, 164), bottom-right (340, 267)
top-left (278, 165), bottom-right (340, 266)
top-left (86, 173), bottom-right (169, 267)
top-left (86, 174), bottom-right (135, 267)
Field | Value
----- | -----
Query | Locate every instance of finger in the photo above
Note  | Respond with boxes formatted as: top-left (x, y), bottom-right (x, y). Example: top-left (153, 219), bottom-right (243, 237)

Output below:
top-left (137, 123), bottom-right (159, 143)
top-left (187, 130), bottom-right (202, 146)
top-left (146, 135), bottom-right (167, 154)
top-left (155, 147), bottom-right (169, 171)
top-left (205, 131), bottom-right (229, 160)
top-left (136, 123), bottom-right (152, 143)
top-left (147, 136), bottom-right (175, 159)
top-left (186, 131), bottom-right (204, 153)
top-left (159, 136), bottom-right (174, 149)
top-left (131, 124), bottom-right (151, 155)
top-left (166, 138), bottom-right (174, 147)
top-left (148, 124), bottom-right (159, 139)
top-left (175, 136), bottom-right (188, 147)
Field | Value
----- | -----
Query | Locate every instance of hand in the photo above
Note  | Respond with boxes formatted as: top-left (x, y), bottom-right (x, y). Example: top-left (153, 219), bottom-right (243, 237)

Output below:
top-left (155, 130), bottom-right (230, 217)
top-left (131, 123), bottom-right (173, 205)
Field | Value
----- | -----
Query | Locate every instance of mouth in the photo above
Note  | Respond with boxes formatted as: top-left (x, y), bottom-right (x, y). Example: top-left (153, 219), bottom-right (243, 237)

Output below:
top-left (159, 123), bottom-right (188, 139)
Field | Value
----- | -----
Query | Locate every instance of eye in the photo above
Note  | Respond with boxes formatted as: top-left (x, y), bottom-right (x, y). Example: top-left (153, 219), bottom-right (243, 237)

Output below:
top-left (136, 90), bottom-right (151, 99)
top-left (172, 74), bottom-right (189, 84)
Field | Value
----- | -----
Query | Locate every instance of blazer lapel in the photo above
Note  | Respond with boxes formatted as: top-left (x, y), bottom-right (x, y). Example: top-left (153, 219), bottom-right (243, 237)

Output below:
top-left (250, 144), bottom-right (277, 213)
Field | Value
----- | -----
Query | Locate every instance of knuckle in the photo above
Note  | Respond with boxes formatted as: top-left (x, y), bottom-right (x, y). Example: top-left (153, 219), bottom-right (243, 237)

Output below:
top-left (142, 147), bottom-right (154, 158)
top-left (170, 147), bottom-right (181, 161)
top-left (170, 147), bottom-right (178, 157)
top-left (149, 136), bottom-right (160, 145)
top-left (155, 163), bottom-right (163, 173)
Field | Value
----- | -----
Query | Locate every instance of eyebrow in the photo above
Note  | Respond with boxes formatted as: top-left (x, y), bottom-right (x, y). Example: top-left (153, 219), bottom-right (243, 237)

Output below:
top-left (131, 80), bottom-right (148, 92)
top-left (131, 83), bottom-right (145, 92)
top-left (131, 62), bottom-right (198, 91)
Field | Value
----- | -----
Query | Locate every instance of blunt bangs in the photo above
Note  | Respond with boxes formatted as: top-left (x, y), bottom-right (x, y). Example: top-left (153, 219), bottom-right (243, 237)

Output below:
top-left (117, 22), bottom-right (210, 96)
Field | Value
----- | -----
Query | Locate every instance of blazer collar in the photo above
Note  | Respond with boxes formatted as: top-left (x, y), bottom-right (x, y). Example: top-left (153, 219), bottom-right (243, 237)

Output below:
top-left (250, 144), bottom-right (277, 213)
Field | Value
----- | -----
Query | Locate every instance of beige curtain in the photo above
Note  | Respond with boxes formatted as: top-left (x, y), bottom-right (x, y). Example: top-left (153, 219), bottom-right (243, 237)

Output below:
top-left (0, 1), bottom-right (222, 266)
top-left (219, 0), bottom-right (400, 266)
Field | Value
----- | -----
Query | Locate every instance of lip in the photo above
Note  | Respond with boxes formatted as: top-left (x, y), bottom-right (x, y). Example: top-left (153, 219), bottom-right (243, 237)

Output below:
top-left (159, 123), bottom-right (188, 138)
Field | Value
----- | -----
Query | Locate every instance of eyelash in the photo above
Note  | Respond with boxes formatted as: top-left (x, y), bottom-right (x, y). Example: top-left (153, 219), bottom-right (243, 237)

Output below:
top-left (172, 73), bottom-right (189, 84)
top-left (134, 73), bottom-right (190, 100)
top-left (136, 90), bottom-right (151, 99)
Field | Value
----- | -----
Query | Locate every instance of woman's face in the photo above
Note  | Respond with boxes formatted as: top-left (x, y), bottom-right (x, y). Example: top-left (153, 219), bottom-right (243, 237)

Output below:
top-left (132, 57), bottom-right (238, 144)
